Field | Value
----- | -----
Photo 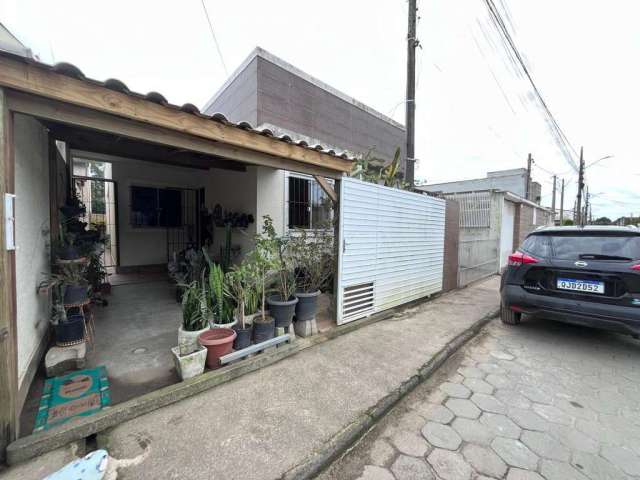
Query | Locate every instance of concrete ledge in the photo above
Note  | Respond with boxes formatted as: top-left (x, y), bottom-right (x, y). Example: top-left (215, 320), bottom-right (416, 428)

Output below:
top-left (6, 295), bottom-right (436, 466)
top-left (280, 307), bottom-right (500, 480)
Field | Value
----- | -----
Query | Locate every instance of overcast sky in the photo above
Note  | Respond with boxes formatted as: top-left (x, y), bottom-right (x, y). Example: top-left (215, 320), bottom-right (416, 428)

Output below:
top-left (1, 0), bottom-right (638, 219)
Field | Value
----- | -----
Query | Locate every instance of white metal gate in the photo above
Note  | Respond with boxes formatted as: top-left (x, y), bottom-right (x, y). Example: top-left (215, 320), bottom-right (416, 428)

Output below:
top-left (337, 177), bottom-right (446, 325)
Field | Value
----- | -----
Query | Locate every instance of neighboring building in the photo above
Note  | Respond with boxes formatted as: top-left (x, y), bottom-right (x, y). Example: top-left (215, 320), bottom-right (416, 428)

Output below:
top-left (420, 168), bottom-right (542, 204)
top-left (0, 22), bottom-right (32, 58)
top-left (202, 47), bottom-right (407, 233)
top-left (419, 188), bottom-right (553, 287)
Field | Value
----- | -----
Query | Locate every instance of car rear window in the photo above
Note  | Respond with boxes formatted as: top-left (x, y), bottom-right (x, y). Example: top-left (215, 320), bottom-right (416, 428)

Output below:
top-left (525, 234), bottom-right (640, 260)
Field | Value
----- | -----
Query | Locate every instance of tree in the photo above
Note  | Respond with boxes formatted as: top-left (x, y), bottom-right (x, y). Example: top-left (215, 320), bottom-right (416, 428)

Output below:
top-left (593, 217), bottom-right (612, 226)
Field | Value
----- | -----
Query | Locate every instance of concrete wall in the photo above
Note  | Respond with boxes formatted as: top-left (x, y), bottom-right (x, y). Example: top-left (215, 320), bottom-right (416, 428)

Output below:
top-left (256, 56), bottom-right (405, 165)
top-left (457, 191), bottom-right (503, 287)
top-left (203, 57), bottom-right (258, 125)
top-left (256, 167), bottom-right (285, 236)
top-left (14, 114), bottom-right (50, 389)
top-left (420, 169), bottom-right (528, 198)
top-left (515, 203), bottom-right (553, 247)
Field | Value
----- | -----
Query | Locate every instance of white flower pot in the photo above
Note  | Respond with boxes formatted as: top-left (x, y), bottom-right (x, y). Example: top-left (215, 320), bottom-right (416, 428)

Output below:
top-left (210, 317), bottom-right (238, 329)
top-left (178, 325), bottom-right (210, 356)
top-left (171, 345), bottom-right (207, 381)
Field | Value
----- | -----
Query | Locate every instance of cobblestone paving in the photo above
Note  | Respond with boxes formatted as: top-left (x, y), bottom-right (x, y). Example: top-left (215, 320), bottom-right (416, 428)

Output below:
top-left (319, 318), bottom-right (640, 480)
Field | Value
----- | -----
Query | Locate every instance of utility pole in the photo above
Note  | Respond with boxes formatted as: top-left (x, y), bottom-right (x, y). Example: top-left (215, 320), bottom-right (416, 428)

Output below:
top-left (551, 175), bottom-right (557, 215)
top-left (559, 178), bottom-right (565, 225)
top-left (576, 146), bottom-right (585, 226)
top-left (526, 153), bottom-right (532, 200)
top-left (405, 0), bottom-right (418, 187)
top-left (584, 186), bottom-right (590, 225)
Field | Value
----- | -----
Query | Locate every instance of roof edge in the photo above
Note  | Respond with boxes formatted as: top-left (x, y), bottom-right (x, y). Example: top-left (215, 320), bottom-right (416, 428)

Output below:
top-left (202, 46), bottom-right (406, 131)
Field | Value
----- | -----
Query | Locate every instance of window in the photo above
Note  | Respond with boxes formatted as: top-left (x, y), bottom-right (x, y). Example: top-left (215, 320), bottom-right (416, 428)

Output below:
top-left (130, 186), bottom-right (182, 227)
top-left (286, 175), bottom-right (332, 229)
top-left (547, 234), bottom-right (640, 261)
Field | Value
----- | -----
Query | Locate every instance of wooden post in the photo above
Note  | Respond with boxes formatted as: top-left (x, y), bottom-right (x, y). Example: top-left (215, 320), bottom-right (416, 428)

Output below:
top-left (0, 88), bottom-right (18, 462)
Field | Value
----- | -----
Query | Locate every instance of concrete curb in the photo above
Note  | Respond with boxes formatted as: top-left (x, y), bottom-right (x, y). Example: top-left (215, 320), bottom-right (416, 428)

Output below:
top-left (280, 307), bottom-right (500, 480)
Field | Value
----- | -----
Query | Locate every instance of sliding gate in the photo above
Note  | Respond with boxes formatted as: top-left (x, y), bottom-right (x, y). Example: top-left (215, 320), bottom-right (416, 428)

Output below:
top-left (336, 177), bottom-right (446, 325)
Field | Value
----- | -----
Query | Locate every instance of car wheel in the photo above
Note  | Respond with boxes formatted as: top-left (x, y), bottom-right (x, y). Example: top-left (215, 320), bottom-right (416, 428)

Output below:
top-left (500, 302), bottom-right (521, 325)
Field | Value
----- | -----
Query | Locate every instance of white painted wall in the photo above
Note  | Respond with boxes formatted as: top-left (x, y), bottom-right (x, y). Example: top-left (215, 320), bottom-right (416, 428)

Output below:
top-left (500, 200), bottom-right (516, 269)
top-left (206, 166), bottom-right (258, 259)
top-left (14, 114), bottom-right (50, 388)
top-left (256, 167), bottom-right (285, 236)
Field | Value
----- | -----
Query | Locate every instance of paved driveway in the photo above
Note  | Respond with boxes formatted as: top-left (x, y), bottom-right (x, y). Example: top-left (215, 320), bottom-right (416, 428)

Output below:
top-left (320, 316), bottom-right (640, 480)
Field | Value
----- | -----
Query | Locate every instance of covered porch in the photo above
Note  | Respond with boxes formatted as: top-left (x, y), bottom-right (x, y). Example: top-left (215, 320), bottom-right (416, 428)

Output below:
top-left (0, 51), bottom-right (350, 460)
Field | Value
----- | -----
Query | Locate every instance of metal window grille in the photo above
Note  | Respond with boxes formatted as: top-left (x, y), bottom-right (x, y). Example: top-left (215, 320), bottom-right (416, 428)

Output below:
top-left (287, 175), bottom-right (332, 229)
top-left (447, 192), bottom-right (491, 228)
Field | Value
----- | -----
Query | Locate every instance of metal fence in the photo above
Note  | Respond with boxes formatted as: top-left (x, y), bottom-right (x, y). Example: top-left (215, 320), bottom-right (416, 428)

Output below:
top-left (446, 191), bottom-right (491, 228)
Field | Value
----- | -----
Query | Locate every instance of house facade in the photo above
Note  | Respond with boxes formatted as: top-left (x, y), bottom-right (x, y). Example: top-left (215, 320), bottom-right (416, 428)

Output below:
top-left (202, 47), bottom-right (407, 235)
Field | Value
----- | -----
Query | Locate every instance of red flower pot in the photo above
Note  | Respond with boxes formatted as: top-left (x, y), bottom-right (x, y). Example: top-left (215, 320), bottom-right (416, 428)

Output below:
top-left (198, 328), bottom-right (237, 369)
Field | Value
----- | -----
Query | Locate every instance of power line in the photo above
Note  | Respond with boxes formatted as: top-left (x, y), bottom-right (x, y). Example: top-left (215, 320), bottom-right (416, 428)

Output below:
top-left (200, 0), bottom-right (228, 76)
top-left (480, 0), bottom-right (579, 173)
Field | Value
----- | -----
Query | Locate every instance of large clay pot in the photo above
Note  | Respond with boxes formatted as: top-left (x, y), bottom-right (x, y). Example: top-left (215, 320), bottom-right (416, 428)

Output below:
top-left (198, 328), bottom-right (236, 369)
top-left (267, 296), bottom-right (299, 328)
top-left (294, 290), bottom-right (321, 322)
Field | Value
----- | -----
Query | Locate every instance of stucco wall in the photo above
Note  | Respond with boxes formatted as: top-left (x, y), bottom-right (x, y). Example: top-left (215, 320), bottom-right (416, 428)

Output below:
top-left (205, 166), bottom-right (258, 259)
top-left (14, 114), bottom-right (50, 388)
top-left (256, 167), bottom-right (285, 236)
top-left (516, 203), bottom-right (552, 246)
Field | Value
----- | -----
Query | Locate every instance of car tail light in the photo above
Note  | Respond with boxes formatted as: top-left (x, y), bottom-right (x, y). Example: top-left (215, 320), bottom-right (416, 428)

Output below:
top-left (508, 251), bottom-right (539, 267)
top-left (631, 264), bottom-right (640, 271)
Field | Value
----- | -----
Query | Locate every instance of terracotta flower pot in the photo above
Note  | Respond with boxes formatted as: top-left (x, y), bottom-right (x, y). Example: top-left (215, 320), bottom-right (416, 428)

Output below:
top-left (198, 328), bottom-right (236, 369)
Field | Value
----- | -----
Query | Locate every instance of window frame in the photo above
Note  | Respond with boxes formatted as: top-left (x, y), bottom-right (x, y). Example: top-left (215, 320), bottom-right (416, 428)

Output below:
top-left (129, 184), bottom-right (183, 229)
top-left (284, 171), bottom-right (334, 232)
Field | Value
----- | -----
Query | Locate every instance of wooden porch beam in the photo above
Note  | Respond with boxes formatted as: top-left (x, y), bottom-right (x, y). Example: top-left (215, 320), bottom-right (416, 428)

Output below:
top-left (6, 91), bottom-right (342, 179)
top-left (0, 56), bottom-right (352, 174)
top-left (0, 87), bottom-right (18, 462)
top-left (313, 175), bottom-right (338, 204)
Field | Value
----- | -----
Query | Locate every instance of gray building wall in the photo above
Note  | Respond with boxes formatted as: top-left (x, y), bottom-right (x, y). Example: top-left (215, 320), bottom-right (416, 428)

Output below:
top-left (203, 48), bottom-right (406, 167)
top-left (420, 168), bottom-right (542, 204)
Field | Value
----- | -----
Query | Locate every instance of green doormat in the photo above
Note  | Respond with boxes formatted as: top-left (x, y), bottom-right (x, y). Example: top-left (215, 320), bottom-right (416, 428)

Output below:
top-left (35, 366), bottom-right (111, 432)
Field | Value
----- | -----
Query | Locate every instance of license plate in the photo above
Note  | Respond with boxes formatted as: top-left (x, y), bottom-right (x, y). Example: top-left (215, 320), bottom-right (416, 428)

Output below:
top-left (557, 278), bottom-right (605, 294)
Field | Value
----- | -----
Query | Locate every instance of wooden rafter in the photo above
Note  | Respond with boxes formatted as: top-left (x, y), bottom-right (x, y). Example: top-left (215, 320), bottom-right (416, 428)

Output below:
top-left (0, 55), bottom-right (352, 174)
top-left (313, 175), bottom-right (338, 204)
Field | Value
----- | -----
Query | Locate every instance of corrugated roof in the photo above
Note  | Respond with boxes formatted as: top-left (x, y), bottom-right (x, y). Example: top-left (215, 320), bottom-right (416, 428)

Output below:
top-left (2, 51), bottom-right (356, 162)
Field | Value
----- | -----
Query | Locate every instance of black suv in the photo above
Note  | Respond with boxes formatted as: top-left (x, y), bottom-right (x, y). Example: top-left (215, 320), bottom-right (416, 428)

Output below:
top-left (500, 226), bottom-right (640, 336)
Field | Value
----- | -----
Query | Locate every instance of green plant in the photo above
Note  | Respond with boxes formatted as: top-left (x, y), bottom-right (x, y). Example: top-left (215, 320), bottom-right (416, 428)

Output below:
top-left (289, 225), bottom-right (335, 293)
top-left (249, 216), bottom-right (279, 322)
top-left (262, 215), bottom-right (296, 301)
top-left (203, 249), bottom-right (233, 324)
top-left (221, 223), bottom-right (232, 273)
top-left (52, 263), bottom-right (88, 286)
top-left (225, 264), bottom-right (250, 329)
top-left (181, 273), bottom-right (211, 331)
top-left (350, 146), bottom-right (408, 189)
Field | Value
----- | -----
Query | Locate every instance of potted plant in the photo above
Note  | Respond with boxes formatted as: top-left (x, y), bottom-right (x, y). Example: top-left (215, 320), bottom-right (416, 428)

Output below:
top-left (263, 216), bottom-right (299, 330)
top-left (51, 263), bottom-right (89, 305)
top-left (290, 225), bottom-right (335, 324)
top-left (203, 250), bottom-right (235, 329)
top-left (249, 218), bottom-right (278, 343)
top-left (49, 285), bottom-right (85, 345)
top-left (225, 263), bottom-right (257, 350)
top-left (177, 276), bottom-right (211, 356)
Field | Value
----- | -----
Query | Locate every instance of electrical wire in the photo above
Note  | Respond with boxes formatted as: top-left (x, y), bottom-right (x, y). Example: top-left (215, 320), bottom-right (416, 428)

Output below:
top-left (200, 0), bottom-right (228, 76)
top-left (480, 0), bottom-right (579, 173)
